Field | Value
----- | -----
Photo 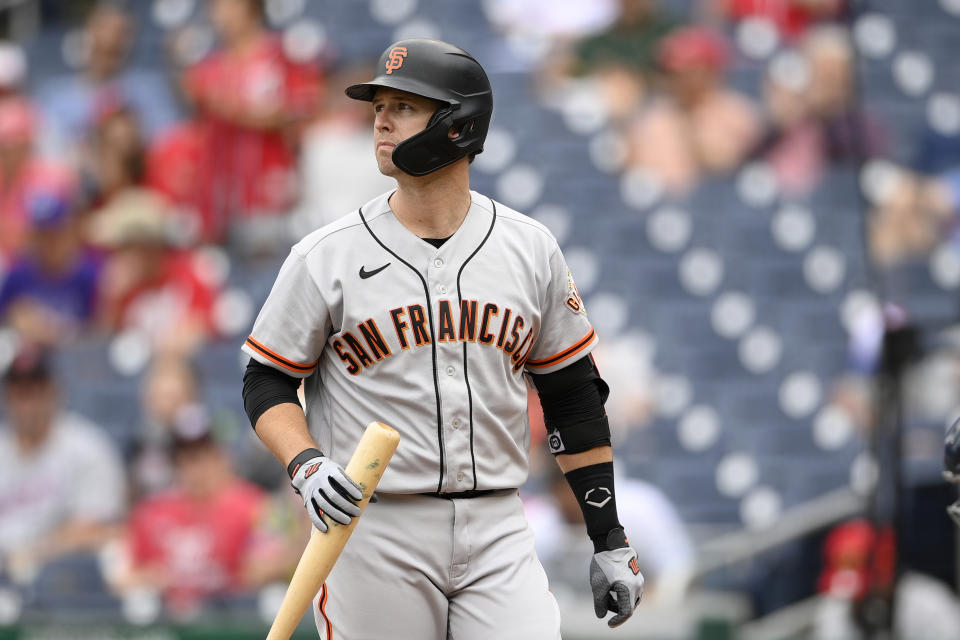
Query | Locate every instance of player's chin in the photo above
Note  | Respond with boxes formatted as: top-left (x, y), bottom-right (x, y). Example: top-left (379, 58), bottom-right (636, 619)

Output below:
top-left (376, 156), bottom-right (401, 178)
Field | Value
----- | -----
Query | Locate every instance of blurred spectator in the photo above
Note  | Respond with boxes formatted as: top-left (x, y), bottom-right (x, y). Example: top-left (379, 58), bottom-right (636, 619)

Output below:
top-left (813, 519), bottom-right (960, 640)
top-left (626, 26), bottom-right (761, 195)
top-left (867, 165), bottom-right (957, 267)
top-left (0, 187), bottom-right (101, 345)
top-left (91, 188), bottom-right (218, 354)
top-left (562, 0), bottom-right (675, 78)
top-left (145, 120), bottom-right (210, 246)
top-left (113, 409), bottom-right (292, 617)
top-left (524, 452), bottom-right (695, 605)
top-left (0, 344), bottom-right (126, 582)
top-left (34, 2), bottom-right (180, 163)
top-left (82, 104), bottom-right (147, 208)
top-left (0, 97), bottom-right (76, 262)
top-left (752, 50), bottom-right (826, 196)
top-left (536, 0), bottom-right (676, 127)
top-left (802, 26), bottom-right (886, 162)
top-left (703, 0), bottom-right (844, 40)
top-left (180, 0), bottom-right (323, 254)
top-left (130, 356), bottom-right (203, 497)
top-left (292, 65), bottom-right (396, 233)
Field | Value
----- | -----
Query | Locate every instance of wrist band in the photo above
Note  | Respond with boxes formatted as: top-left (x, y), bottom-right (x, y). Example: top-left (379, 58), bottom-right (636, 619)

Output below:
top-left (287, 447), bottom-right (323, 479)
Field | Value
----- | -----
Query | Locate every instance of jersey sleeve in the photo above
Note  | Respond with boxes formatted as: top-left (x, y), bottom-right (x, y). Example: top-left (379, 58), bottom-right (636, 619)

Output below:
top-left (242, 249), bottom-right (330, 378)
top-left (525, 245), bottom-right (598, 375)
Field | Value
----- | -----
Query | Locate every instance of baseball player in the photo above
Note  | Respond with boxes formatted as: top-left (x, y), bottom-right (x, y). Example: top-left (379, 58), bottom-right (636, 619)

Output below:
top-left (242, 38), bottom-right (644, 638)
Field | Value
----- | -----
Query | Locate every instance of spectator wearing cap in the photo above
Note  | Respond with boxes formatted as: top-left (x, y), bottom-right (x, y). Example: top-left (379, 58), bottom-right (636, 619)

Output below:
top-left (178, 0), bottom-right (323, 253)
top-left (113, 406), bottom-right (294, 618)
top-left (0, 187), bottom-right (102, 345)
top-left (0, 344), bottom-right (126, 583)
top-left (0, 98), bottom-right (76, 263)
top-left (91, 188), bottom-right (218, 354)
top-left (625, 25), bottom-right (761, 195)
top-left (33, 3), bottom-right (180, 164)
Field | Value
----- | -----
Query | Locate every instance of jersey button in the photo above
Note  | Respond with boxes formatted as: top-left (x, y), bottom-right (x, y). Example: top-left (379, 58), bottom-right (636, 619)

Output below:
top-left (445, 365), bottom-right (456, 376)
top-left (457, 472), bottom-right (465, 483)
top-left (434, 258), bottom-right (444, 268)
top-left (438, 284), bottom-right (448, 294)
top-left (452, 419), bottom-right (461, 429)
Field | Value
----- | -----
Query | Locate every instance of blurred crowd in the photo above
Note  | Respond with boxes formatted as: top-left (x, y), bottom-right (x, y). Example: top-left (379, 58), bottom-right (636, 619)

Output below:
top-left (0, 0), bottom-right (958, 633)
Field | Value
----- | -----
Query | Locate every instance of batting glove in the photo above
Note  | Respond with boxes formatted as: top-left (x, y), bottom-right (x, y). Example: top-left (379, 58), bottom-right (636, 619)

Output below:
top-left (589, 527), bottom-right (644, 628)
top-left (289, 449), bottom-right (362, 533)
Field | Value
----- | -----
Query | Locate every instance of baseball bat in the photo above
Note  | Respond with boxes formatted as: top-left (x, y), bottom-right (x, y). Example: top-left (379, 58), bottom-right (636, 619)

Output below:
top-left (266, 421), bottom-right (400, 640)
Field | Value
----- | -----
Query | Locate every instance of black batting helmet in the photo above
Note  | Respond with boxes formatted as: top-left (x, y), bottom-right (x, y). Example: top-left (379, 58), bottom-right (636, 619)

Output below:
top-left (346, 38), bottom-right (493, 177)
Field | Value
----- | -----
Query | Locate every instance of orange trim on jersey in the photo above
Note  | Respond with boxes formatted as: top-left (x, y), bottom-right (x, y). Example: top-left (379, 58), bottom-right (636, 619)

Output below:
top-left (525, 329), bottom-right (596, 369)
top-left (318, 582), bottom-right (332, 639)
top-left (245, 336), bottom-right (318, 374)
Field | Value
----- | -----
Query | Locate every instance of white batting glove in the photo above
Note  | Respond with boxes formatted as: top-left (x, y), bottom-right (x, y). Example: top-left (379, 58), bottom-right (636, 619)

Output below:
top-left (589, 527), bottom-right (644, 628)
top-left (289, 451), bottom-right (363, 533)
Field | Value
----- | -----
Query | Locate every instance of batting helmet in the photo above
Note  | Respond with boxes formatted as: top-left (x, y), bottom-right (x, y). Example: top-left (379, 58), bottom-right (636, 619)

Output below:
top-left (346, 38), bottom-right (493, 177)
top-left (945, 414), bottom-right (960, 525)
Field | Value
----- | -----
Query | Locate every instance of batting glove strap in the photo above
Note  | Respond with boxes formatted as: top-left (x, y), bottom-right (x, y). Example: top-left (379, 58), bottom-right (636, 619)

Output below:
top-left (289, 453), bottom-right (363, 533)
top-left (590, 545), bottom-right (644, 629)
top-left (287, 448), bottom-right (324, 479)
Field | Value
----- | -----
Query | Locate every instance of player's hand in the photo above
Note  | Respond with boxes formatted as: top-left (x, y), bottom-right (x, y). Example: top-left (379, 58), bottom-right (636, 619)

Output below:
top-left (589, 527), bottom-right (644, 628)
top-left (290, 453), bottom-right (363, 533)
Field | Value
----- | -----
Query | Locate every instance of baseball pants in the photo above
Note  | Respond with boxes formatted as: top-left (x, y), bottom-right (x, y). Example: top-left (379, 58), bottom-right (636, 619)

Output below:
top-left (312, 490), bottom-right (562, 639)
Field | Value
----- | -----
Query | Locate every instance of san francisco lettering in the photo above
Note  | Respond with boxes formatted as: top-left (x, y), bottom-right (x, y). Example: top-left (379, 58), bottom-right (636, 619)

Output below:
top-left (333, 299), bottom-right (535, 375)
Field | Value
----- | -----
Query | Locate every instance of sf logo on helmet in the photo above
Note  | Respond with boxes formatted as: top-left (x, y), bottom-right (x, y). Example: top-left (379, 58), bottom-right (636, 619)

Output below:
top-left (385, 47), bottom-right (408, 74)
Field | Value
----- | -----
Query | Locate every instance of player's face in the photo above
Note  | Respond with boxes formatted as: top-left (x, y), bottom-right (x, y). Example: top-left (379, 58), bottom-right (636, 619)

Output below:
top-left (371, 88), bottom-right (442, 176)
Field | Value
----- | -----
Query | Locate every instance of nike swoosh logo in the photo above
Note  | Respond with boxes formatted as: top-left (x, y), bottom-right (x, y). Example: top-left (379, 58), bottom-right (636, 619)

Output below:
top-left (359, 263), bottom-right (391, 279)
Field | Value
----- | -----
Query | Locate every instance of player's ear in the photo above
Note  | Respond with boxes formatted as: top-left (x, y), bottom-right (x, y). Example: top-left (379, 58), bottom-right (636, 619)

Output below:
top-left (448, 121), bottom-right (475, 140)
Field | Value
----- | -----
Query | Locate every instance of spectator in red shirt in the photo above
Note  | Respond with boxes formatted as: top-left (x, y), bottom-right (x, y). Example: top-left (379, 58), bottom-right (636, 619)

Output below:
top-left (90, 188), bottom-right (218, 355)
top-left (116, 409), bottom-right (290, 617)
top-left (179, 0), bottom-right (323, 254)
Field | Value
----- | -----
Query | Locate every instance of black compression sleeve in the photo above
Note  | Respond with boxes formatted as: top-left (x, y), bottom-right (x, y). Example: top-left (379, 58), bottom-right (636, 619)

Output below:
top-left (242, 359), bottom-right (302, 429)
top-left (530, 355), bottom-right (611, 453)
top-left (530, 355), bottom-right (609, 427)
top-left (565, 461), bottom-right (624, 552)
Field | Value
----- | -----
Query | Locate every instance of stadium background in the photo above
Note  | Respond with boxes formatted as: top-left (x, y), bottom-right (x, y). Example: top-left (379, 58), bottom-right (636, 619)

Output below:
top-left (0, 0), bottom-right (957, 637)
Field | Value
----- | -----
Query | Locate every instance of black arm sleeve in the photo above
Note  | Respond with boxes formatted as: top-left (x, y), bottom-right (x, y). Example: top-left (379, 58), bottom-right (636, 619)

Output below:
top-left (529, 355), bottom-right (611, 454)
top-left (242, 359), bottom-right (303, 430)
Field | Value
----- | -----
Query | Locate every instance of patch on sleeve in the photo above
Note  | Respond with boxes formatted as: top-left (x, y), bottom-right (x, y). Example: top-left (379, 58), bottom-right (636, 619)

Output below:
top-left (547, 429), bottom-right (566, 454)
top-left (564, 270), bottom-right (586, 315)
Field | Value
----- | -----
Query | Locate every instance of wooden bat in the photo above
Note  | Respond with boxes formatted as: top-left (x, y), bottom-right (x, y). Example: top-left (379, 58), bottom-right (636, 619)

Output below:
top-left (266, 421), bottom-right (400, 640)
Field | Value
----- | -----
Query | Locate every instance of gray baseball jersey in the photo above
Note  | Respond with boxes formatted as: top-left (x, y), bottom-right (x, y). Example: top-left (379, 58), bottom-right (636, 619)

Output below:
top-left (242, 189), bottom-right (596, 495)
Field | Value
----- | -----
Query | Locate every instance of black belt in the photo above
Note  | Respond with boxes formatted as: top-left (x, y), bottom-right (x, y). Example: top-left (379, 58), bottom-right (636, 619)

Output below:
top-left (419, 488), bottom-right (515, 499)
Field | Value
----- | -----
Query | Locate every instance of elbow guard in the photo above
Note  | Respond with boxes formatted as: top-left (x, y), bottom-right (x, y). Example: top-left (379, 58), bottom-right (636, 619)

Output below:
top-left (531, 355), bottom-right (612, 455)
